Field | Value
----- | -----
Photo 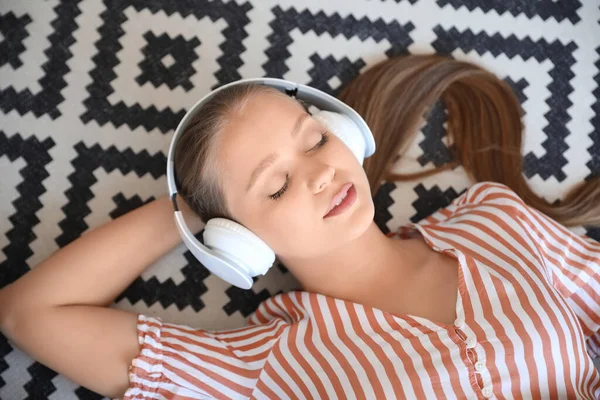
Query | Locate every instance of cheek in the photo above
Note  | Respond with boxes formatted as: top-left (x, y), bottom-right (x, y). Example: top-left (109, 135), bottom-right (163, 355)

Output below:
top-left (256, 202), bottom-right (327, 256)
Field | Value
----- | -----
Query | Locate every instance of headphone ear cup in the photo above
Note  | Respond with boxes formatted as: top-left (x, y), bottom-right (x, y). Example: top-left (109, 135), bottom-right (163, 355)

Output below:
top-left (204, 218), bottom-right (275, 277)
top-left (313, 110), bottom-right (368, 165)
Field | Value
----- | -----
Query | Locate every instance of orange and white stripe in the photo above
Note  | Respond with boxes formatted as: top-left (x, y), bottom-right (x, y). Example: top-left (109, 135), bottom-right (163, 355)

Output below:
top-left (123, 182), bottom-right (600, 400)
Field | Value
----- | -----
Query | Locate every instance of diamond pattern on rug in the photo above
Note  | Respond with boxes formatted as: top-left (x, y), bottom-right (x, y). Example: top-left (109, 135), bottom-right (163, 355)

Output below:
top-left (0, 0), bottom-right (599, 398)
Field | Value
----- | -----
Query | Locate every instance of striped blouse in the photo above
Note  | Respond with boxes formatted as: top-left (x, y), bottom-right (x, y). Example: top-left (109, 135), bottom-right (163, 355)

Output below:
top-left (123, 182), bottom-right (600, 399)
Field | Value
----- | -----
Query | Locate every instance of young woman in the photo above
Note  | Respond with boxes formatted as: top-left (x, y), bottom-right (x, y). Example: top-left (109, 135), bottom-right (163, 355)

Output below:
top-left (1, 55), bottom-right (600, 399)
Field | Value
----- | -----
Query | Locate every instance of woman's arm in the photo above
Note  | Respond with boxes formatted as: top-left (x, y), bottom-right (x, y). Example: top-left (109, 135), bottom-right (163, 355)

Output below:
top-left (0, 195), bottom-right (203, 398)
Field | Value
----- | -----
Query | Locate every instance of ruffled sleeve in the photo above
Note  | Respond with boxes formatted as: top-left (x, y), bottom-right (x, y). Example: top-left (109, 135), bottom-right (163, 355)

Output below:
top-left (122, 313), bottom-right (289, 399)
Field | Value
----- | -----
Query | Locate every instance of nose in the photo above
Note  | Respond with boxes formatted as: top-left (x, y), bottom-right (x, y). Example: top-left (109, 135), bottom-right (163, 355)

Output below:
top-left (309, 163), bottom-right (335, 194)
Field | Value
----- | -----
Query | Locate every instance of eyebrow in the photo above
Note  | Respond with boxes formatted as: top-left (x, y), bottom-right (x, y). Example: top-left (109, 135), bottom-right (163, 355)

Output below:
top-left (246, 113), bottom-right (310, 192)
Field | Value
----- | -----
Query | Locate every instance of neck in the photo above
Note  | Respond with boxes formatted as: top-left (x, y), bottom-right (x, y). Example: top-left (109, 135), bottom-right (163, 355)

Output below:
top-left (280, 222), bottom-right (420, 305)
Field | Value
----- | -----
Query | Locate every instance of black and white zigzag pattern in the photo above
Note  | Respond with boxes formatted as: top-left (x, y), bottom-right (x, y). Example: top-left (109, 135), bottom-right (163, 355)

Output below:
top-left (1, 0), bottom-right (599, 398)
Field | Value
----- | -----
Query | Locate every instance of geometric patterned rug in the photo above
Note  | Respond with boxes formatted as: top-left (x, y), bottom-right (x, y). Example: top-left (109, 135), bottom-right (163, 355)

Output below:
top-left (1, 0), bottom-right (599, 398)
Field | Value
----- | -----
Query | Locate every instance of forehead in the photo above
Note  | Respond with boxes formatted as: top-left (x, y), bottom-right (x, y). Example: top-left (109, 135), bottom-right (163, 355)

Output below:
top-left (217, 91), bottom-right (306, 178)
top-left (234, 90), bottom-right (304, 129)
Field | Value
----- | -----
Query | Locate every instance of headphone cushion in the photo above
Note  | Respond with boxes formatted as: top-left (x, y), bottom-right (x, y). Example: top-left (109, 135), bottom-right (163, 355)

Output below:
top-left (208, 218), bottom-right (254, 237)
top-left (204, 218), bottom-right (275, 276)
top-left (313, 110), bottom-right (367, 165)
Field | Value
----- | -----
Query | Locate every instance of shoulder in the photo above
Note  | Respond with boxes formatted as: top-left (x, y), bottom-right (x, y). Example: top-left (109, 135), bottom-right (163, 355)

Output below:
top-left (249, 291), bottom-right (310, 326)
top-left (460, 182), bottom-right (526, 207)
top-left (412, 181), bottom-right (526, 228)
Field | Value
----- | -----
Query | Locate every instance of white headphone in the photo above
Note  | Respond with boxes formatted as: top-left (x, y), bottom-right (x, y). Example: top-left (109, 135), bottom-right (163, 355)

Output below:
top-left (167, 78), bottom-right (376, 289)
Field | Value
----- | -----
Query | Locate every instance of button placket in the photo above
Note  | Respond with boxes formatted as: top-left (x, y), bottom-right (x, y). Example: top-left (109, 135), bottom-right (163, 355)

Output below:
top-left (466, 347), bottom-right (477, 364)
top-left (481, 386), bottom-right (493, 398)
top-left (471, 345), bottom-right (488, 373)
top-left (465, 337), bottom-right (477, 349)
top-left (475, 352), bottom-right (493, 399)
top-left (474, 361), bottom-right (485, 372)
top-left (479, 367), bottom-right (493, 389)
top-left (454, 317), bottom-right (465, 329)
top-left (452, 322), bottom-right (493, 398)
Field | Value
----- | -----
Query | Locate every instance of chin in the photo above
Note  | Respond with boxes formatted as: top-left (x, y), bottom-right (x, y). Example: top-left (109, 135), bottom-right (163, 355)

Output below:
top-left (345, 196), bottom-right (374, 239)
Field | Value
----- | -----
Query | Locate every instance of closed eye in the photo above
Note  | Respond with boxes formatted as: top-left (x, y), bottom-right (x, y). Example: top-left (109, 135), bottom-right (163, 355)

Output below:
top-left (269, 132), bottom-right (330, 200)
top-left (308, 131), bottom-right (330, 152)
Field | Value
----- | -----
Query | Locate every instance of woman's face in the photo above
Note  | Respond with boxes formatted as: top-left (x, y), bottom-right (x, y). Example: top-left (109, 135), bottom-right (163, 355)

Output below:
top-left (217, 90), bottom-right (374, 260)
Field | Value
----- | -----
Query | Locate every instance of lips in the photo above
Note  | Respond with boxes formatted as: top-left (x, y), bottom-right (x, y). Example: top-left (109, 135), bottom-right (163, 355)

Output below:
top-left (324, 182), bottom-right (353, 217)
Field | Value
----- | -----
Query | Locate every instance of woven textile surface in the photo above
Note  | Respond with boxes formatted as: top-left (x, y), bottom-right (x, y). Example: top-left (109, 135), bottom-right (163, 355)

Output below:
top-left (1, 0), bottom-right (599, 398)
